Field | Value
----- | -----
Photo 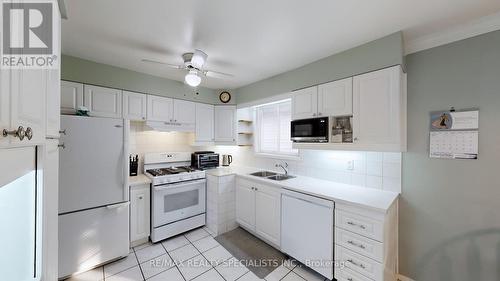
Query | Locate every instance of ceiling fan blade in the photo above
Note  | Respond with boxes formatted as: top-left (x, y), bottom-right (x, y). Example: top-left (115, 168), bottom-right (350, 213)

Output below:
top-left (191, 49), bottom-right (208, 69)
top-left (141, 59), bottom-right (183, 69)
top-left (205, 70), bottom-right (234, 79)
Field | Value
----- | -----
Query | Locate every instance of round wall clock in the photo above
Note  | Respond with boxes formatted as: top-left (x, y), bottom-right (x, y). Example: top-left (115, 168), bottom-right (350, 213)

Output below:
top-left (219, 91), bottom-right (231, 103)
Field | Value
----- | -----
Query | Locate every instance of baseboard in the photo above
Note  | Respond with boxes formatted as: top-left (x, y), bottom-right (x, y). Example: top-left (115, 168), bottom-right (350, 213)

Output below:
top-left (397, 274), bottom-right (416, 281)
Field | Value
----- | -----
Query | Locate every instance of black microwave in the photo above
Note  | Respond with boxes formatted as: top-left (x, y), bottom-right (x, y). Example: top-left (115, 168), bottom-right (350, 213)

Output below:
top-left (291, 117), bottom-right (329, 143)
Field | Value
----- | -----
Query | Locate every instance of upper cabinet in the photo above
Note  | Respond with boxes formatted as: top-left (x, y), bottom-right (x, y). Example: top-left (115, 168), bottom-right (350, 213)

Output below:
top-left (352, 66), bottom-right (406, 150)
top-left (214, 106), bottom-right (237, 145)
top-left (173, 100), bottom-right (196, 125)
top-left (194, 103), bottom-right (215, 145)
top-left (61, 81), bottom-right (83, 115)
top-left (292, 77), bottom-right (353, 120)
top-left (291, 87), bottom-right (318, 120)
top-left (318, 77), bottom-right (353, 117)
top-left (84, 85), bottom-right (122, 118)
top-left (123, 91), bottom-right (147, 121)
top-left (147, 95), bottom-right (173, 122)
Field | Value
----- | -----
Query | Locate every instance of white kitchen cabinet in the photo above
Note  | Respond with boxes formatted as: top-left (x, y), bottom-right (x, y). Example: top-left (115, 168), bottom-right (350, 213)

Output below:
top-left (255, 185), bottom-right (281, 246)
top-left (84, 85), bottom-right (122, 118)
top-left (60, 81), bottom-right (83, 115)
top-left (123, 91), bottom-right (147, 121)
top-left (235, 180), bottom-right (255, 230)
top-left (352, 66), bottom-right (406, 150)
top-left (46, 70), bottom-right (61, 138)
top-left (235, 177), bottom-right (281, 248)
top-left (318, 77), bottom-right (353, 117)
top-left (130, 184), bottom-right (150, 244)
top-left (173, 99), bottom-right (196, 124)
top-left (194, 103), bottom-right (215, 144)
top-left (214, 105), bottom-right (236, 144)
top-left (291, 86), bottom-right (317, 120)
top-left (147, 95), bottom-right (174, 122)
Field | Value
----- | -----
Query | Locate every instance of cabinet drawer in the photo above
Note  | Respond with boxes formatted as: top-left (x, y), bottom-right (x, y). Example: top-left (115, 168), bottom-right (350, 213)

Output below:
top-left (336, 210), bottom-right (383, 241)
top-left (335, 266), bottom-right (373, 281)
top-left (335, 245), bottom-right (383, 281)
top-left (335, 227), bottom-right (383, 262)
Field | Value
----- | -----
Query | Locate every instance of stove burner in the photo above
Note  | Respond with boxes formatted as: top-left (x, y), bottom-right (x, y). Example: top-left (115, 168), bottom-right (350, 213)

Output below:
top-left (147, 166), bottom-right (197, 177)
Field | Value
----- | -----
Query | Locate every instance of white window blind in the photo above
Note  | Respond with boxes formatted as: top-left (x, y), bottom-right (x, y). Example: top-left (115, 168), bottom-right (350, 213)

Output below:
top-left (255, 99), bottom-right (298, 157)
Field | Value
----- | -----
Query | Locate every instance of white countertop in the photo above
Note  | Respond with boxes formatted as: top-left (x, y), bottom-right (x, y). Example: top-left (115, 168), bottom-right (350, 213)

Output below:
top-left (129, 174), bottom-right (152, 187)
top-left (206, 166), bottom-right (399, 212)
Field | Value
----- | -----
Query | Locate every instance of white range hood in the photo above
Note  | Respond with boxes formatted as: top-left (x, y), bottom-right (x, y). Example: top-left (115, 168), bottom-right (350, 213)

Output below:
top-left (145, 121), bottom-right (195, 132)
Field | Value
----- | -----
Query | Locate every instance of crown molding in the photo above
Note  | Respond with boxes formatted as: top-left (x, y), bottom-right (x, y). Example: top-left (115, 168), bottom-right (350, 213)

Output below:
top-left (404, 11), bottom-right (500, 55)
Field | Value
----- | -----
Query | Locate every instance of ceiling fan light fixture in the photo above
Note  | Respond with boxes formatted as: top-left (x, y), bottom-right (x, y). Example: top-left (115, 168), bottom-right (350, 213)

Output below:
top-left (185, 70), bottom-right (201, 87)
top-left (191, 49), bottom-right (208, 69)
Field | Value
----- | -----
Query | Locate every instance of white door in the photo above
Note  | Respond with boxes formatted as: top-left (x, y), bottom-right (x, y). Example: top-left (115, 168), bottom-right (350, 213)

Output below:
top-left (214, 106), bottom-right (236, 144)
top-left (0, 60), bottom-right (11, 147)
top-left (173, 99), bottom-right (196, 124)
top-left (0, 147), bottom-right (41, 281)
top-left (147, 95), bottom-right (173, 122)
top-left (318, 77), bottom-right (353, 117)
top-left (60, 81), bottom-right (83, 114)
top-left (10, 69), bottom-right (46, 145)
top-left (235, 182), bottom-right (255, 230)
top-left (291, 86), bottom-right (318, 120)
top-left (84, 85), bottom-right (122, 118)
top-left (130, 185), bottom-right (150, 242)
top-left (58, 203), bottom-right (129, 279)
top-left (46, 69), bottom-right (61, 138)
top-left (123, 91), bottom-right (147, 121)
top-left (255, 185), bottom-right (281, 247)
top-left (352, 66), bottom-right (402, 145)
top-left (195, 103), bottom-right (214, 143)
top-left (43, 140), bottom-right (60, 281)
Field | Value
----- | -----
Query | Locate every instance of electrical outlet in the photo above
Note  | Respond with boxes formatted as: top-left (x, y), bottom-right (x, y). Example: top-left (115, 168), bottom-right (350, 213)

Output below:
top-left (347, 160), bottom-right (354, 170)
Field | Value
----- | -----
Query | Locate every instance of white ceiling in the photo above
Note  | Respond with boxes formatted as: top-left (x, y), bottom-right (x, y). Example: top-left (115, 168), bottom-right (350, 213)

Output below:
top-left (62, 0), bottom-right (500, 89)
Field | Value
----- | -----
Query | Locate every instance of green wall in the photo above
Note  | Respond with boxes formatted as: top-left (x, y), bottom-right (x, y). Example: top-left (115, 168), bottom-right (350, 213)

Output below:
top-left (234, 32), bottom-right (404, 104)
top-left (401, 30), bottom-right (500, 280)
top-left (61, 55), bottom-right (230, 104)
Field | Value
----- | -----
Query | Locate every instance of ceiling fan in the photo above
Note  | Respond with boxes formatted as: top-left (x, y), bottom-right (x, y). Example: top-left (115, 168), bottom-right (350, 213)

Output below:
top-left (142, 49), bottom-right (233, 87)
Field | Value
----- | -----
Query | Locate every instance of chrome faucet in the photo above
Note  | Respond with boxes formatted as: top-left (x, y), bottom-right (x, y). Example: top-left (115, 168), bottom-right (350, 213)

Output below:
top-left (275, 162), bottom-right (289, 175)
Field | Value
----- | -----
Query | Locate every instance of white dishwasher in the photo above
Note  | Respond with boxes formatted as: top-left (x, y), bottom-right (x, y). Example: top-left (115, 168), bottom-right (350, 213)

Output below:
top-left (281, 189), bottom-right (334, 280)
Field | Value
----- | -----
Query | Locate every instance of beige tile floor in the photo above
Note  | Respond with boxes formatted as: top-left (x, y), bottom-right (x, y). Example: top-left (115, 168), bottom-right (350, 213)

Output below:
top-left (66, 227), bottom-right (328, 281)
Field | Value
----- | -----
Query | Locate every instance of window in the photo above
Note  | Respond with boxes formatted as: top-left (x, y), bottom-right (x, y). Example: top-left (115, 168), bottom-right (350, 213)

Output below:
top-left (254, 99), bottom-right (298, 157)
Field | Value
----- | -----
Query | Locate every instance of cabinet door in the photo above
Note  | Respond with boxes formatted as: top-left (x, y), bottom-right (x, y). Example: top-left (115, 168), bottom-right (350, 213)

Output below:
top-left (352, 66), bottom-right (402, 145)
top-left (130, 186), bottom-right (150, 242)
top-left (60, 81), bottom-right (83, 114)
top-left (173, 99), bottom-right (196, 124)
top-left (318, 77), bottom-right (352, 117)
top-left (235, 182), bottom-right (255, 230)
top-left (291, 86), bottom-right (317, 120)
top-left (0, 63), bottom-right (10, 147)
top-left (255, 185), bottom-right (281, 247)
top-left (10, 69), bottom-right (46, 145)
top-left (214, 106), bottom-right (236, 144)
top-left (43, 140), bottom-right (59, 281)
top-left (84, 85), bottom-right (122, 118)
top-left (147, 95), bottom-right (173, 122)
top-left (46, 69), bottom-right (61, 138)
top-left (123, 91), bottom-right (147, 121)
top-left (195, 103), bottom-right (214, 143)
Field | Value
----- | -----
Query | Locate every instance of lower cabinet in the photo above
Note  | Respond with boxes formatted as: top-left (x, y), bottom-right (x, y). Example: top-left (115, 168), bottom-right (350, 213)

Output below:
top-left (235, 177), bottom-right (281, 248)
top-left (130, 184), bottom-right (150, 245)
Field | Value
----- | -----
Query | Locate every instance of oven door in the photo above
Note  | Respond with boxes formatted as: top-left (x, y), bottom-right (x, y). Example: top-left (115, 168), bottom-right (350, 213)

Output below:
top-left (291, 117), bottom-right (329, 142)
top-left (152, 179), bottom-right (206, 228)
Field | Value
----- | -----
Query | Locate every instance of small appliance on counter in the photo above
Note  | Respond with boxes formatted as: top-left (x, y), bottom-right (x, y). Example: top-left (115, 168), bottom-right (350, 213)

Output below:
top-left (222, 154), bottom-right (233, 166)
top-left (191, 151), bottom-right (220, 170)
top-left (129, 154), bottom-right (139, 176)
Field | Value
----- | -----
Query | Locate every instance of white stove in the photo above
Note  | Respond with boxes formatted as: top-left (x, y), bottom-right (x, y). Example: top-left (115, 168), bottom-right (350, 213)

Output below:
top-left (144, 152), bottom-right (207, 242)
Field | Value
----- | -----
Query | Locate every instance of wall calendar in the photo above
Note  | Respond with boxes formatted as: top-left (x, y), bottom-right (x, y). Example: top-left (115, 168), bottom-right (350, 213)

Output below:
top-left (429, 109), bottom-right (479, 159)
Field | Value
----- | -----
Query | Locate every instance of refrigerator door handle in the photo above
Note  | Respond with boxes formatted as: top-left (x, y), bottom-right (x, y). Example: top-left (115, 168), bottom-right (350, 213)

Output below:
top-left (106, 202), bottom-right (130, 210)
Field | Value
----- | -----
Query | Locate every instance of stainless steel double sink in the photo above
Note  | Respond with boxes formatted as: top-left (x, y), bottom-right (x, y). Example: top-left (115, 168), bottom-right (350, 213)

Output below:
top-left (249, 171), bottom-right (295, 181)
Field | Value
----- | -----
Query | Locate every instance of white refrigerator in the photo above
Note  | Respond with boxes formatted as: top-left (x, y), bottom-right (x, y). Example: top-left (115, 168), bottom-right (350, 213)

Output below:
top-left (58, 115), bottom-right (129, 278)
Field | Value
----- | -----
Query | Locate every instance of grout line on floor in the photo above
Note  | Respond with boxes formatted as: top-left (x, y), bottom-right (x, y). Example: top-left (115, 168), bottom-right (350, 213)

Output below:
top-left (132, 245), bottom-right (147, 281)
top-left (184, 228), bottom-right (227, 281)
top-left (161, 239), bottom-right (187, 281)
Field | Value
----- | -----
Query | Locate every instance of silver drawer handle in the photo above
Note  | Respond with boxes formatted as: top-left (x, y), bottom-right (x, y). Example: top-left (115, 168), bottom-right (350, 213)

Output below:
top-left (3, 126), bottom-right (25, 140)
top-left (58, 143), bottom-right (65, 149)
top-left (347, 278), bottom-right (354, 281)
top-left (347, 259), bottom-right (365, 269)
top-left (25, 127), bottom-right (33, 140)
top-left (347, 240), bottom-right (366, 249)
top-left (59, 129), bottom-right (66, 135)
top-left (347, 221), bottom-right (366, 229)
